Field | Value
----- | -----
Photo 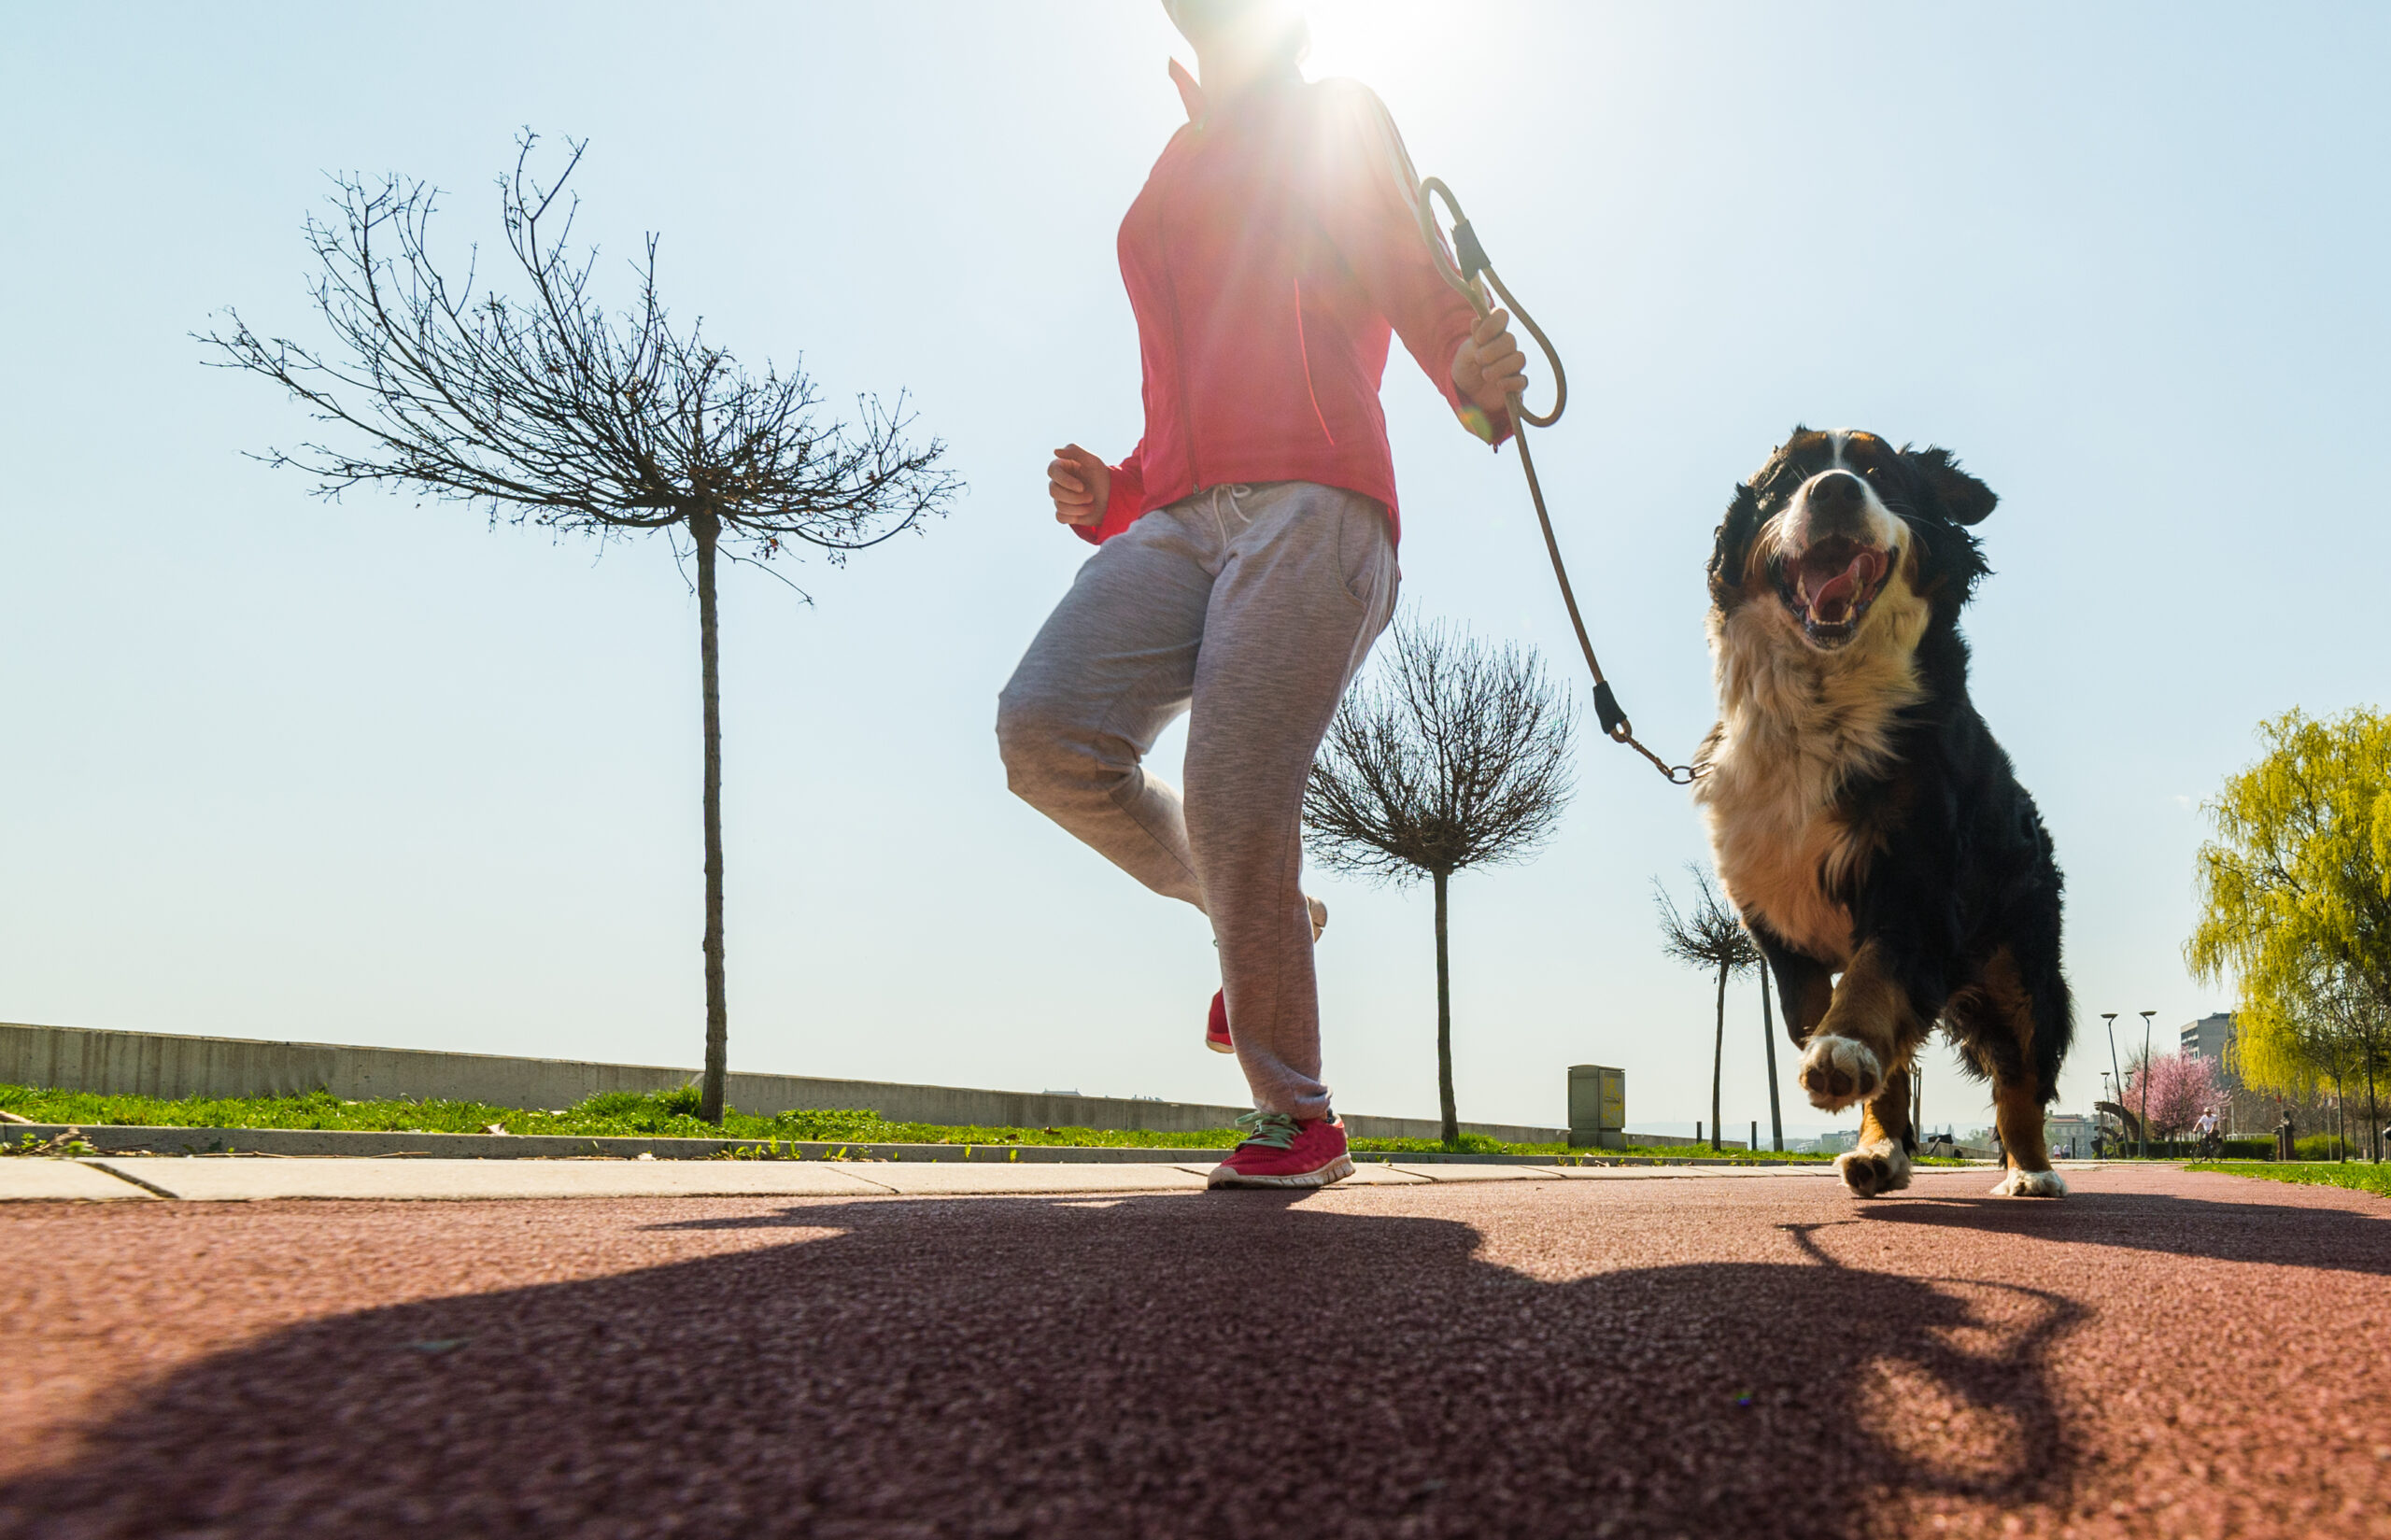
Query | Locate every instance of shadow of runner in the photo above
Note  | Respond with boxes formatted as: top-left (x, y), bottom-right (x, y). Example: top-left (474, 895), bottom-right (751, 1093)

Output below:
top-left (0, 1195), bottom-right (2084, 1540)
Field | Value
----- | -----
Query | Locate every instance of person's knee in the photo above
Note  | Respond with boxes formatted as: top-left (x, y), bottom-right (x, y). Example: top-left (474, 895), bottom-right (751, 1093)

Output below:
top-left (996, 682), bottom-right (1096, 803)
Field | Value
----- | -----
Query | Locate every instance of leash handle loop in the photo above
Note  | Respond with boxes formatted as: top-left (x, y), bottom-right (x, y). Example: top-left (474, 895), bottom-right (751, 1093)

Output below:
top-left (1415, 178), bottom-right (1564, 430)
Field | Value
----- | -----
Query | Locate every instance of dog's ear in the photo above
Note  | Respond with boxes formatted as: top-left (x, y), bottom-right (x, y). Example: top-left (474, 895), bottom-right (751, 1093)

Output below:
top-left (1708, 483), bottom-right (1765, 605)
top-left (1904, 445), bottom-right (1998, 526)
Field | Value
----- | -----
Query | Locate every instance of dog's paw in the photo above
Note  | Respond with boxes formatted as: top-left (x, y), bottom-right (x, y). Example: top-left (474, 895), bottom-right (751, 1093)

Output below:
top-left (1989, 1166), bottom-right (2068, 1199)
top-left (1835, 1138), bottom-right (1912, 1198)
top-left (1798, 1035), bottom-right (1881, 1111)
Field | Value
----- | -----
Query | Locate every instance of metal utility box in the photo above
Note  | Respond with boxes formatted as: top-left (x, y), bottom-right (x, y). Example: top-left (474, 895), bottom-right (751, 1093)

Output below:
top-left (1568, 1065), bottom-right (1626, 1149)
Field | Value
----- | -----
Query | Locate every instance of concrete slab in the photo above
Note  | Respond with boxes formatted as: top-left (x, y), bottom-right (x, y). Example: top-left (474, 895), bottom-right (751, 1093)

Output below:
top-left (856, 1163), bottom-right (1210, 1195)
top-left (87, 1158), bottom-right (890, 1202)
top-left (1335, 1162), bottom-right (1434, 1185)
top-left (1381, 1163), bottom-right (1563, 1183)
top-left (0, 1160), bottom-right (156, 1201)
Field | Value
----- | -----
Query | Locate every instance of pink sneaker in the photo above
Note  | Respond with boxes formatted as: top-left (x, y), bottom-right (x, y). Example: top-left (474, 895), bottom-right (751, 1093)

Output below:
top-left (1205, 990), bottom-right (1235, 1054)
top-left (1207, 1111), bottom-right (1354, 1189)
top-left (1202, 898), bottom-right (1327, 1056)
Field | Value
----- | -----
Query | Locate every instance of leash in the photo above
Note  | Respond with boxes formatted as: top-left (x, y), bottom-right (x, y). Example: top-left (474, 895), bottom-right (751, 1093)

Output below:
top-left (1415, 177), bottom-right (1703, 785)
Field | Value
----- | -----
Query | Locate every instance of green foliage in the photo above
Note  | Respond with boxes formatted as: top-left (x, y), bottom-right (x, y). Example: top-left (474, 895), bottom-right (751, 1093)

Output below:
top-left (2188, 1160), bottom-right (2391, 1199)
top-left (0, 1081), bottom-right (1867, 1161)
top-left (2186, 707), bottom-right (2391, 1096)
top-left (2294, 1133), bottom-right (2356, 1161)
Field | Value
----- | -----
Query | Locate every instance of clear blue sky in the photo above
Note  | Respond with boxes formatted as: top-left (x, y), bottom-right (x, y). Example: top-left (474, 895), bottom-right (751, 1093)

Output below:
top-left (2, 2), bottom-right (2384, 1137)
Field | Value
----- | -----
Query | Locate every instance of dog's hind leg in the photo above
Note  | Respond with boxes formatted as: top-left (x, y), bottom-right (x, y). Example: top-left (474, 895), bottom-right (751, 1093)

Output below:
top-left (1981, 947), bottom-right (2067, 1198)
top-left (1836, 1063), bottom-right (1916, 1198)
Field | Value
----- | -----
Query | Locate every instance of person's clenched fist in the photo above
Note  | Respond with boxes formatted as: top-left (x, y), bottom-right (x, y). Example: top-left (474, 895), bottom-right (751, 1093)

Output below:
top-left (1450, 307), bottom-right (1529, 417)
top-left (1048, 444), bottom-right (1111, 527)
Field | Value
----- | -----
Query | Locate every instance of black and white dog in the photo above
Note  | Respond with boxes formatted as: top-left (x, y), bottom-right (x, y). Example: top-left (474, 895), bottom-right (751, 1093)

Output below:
top-left (1693, 428), bottom-right (2071, 1199)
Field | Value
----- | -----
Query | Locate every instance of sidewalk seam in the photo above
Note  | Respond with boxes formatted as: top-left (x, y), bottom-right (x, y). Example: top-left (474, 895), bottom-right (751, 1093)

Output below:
top-left (83, 1160), bottom-right (177, 1199)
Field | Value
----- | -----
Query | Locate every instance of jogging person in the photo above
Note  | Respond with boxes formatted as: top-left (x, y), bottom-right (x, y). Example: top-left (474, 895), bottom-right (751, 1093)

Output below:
top-left (996, 0), bottom-right (1527, 1189)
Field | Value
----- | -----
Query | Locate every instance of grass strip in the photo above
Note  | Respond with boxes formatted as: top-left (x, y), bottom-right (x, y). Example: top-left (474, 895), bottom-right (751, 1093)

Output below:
top-left (2186, 1160), bottom-right (2391, 1199)
top-left (0, 1081), bottom-right (1870, 1161)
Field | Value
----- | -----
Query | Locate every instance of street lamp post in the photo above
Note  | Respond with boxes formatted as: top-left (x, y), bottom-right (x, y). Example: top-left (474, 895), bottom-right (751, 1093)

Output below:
top-left (2101, 1012), bottom-right (2125, 1158)
top-left (2139, 1010), bottom-right (2158, 1159)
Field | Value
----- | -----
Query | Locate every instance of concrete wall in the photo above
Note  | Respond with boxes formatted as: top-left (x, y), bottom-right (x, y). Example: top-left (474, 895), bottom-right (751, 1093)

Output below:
top-left (1624, 1130), bottom-right (1750, 1151)
top-left (0, 1021), bottom-right (1567, 1146)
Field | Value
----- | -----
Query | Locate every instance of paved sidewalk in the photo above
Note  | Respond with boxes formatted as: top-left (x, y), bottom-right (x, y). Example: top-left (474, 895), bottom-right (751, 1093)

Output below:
top-left (0, 1154), bottom-right (1907, 1202)
top-left (2, 1165), bottom-right (2381, 1538)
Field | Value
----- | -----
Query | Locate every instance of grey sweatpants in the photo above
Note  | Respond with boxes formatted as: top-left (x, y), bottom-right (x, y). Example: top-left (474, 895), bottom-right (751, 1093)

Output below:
top-left (996, 482), bottom-right (1400, 1119)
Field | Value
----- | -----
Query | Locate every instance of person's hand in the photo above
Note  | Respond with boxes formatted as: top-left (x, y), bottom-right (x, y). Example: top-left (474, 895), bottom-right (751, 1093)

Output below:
top-left (1450, 307), bottom-right (1529, 417)
top-left (1048, 444), bottom-right (1111, 527)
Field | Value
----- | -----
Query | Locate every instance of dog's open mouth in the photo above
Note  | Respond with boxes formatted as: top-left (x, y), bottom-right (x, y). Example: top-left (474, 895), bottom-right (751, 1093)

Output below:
top-left (1781, 535), bottom-right (1891, 643)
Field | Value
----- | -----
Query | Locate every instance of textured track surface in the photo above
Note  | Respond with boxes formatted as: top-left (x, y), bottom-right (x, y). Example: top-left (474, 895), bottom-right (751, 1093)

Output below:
top-left (3, 1166), bottom-right (2384, 1538)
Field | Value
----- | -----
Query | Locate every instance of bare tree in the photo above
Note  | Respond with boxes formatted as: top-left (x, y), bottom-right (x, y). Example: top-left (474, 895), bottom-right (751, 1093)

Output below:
top-left (1654, 865), bottom-right (1760, 1151)
top-left (201, 134), bottom-right (958, 1123)
top-left (1304, 616), bottom-right (1577, 1146)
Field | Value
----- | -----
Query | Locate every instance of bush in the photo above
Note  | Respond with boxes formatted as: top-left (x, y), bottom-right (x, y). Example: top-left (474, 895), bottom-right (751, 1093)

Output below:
top-left (2295, 1133), bottom-right (2356, 1161)
top-left (2216, 1137), bottom-right (2273, 1160)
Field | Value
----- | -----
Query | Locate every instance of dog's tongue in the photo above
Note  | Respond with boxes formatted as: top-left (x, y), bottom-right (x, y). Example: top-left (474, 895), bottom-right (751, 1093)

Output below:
top-left (1801, 545), bottom-right (1885, 625)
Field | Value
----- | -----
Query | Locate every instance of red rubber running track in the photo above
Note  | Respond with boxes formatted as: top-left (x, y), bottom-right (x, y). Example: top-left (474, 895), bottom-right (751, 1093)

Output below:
top-left (3, 1165), bottom-right (2384, 1538)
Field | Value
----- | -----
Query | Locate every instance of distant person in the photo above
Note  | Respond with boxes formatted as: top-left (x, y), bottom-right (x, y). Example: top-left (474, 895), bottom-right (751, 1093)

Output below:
top-left (2193, 1107), bottom-right (2221, 1159)
top-left (996, 0), bottom-right (1527, 1189)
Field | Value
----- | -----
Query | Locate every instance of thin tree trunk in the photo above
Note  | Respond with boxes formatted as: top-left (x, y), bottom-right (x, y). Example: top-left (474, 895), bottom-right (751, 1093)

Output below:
top-left (1761, 977), bottom-right (1782, 1151)
top-left (694, 509), bottom-right (730, 1125)
top-left (1434, 869), bottom-right (1457, 1148)
top-left (2367, 1038), bottom-right (2380, 1164)
top-left (1711, 961), bottom-right (1727, 1151)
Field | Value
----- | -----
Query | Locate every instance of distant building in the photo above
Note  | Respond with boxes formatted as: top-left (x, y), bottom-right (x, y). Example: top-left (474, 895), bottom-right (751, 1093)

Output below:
top-left (2178, 1011), bottom-right (2278, 1137)
top-left (2180, 1012), bottom-right (2236, 1079)
top-left (2044, 1112), bottom-right (2099, 1159)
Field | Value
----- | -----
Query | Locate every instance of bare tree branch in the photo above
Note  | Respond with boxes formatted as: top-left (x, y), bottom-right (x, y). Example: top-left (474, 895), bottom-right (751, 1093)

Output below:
top-left (1303, 614), bottom-right (1577, 884)
top-left (1652, 865), bottom-right (1759, 977)
top-left (198, 131), bottom-right (958, 555)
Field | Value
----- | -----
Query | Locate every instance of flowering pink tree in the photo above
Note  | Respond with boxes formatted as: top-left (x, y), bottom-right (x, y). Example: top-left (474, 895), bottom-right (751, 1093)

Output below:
top-left (2127, 1053), bottom-right (2229, 1139)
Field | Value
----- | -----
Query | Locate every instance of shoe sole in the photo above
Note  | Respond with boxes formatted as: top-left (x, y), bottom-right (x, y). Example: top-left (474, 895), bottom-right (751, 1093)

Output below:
top-left (1205, 1037), bottom-right (1236, 1054)
top-left (1206, 1154), bottom-right (1355, 1190)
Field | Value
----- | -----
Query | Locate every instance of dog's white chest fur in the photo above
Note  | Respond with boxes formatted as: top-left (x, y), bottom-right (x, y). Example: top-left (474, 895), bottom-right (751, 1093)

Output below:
top-left (1694, 603), bottom-right (1925, 967)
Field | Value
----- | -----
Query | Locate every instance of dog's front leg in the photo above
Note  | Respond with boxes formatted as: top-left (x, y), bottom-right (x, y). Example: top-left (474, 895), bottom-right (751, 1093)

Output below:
top-left (1837, 1064), bottom-right (1916, 1197)
top-left (1798, 940), bottom-right (1922, 1113)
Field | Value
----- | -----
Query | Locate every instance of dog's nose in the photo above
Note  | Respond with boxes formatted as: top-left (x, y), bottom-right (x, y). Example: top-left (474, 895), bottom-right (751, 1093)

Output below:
top-left (1805, 471), bottom-right (1865, 517)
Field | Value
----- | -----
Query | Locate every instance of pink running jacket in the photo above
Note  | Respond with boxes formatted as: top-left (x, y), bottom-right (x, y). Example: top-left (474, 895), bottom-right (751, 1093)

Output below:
top-left (1078, 61), bottom-right (1509, 547)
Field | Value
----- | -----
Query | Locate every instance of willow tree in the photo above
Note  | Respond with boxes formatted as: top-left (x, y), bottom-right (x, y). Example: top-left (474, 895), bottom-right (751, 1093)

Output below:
top-left (1654, 866), bottom-right (1763, 1151)
top-left (203, 135), bottom-right (957, 1122)
top-left (2186, 707), bottom-right (2391, 1162)
top-left (1304, 618), bottom-right (1577, 1146)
